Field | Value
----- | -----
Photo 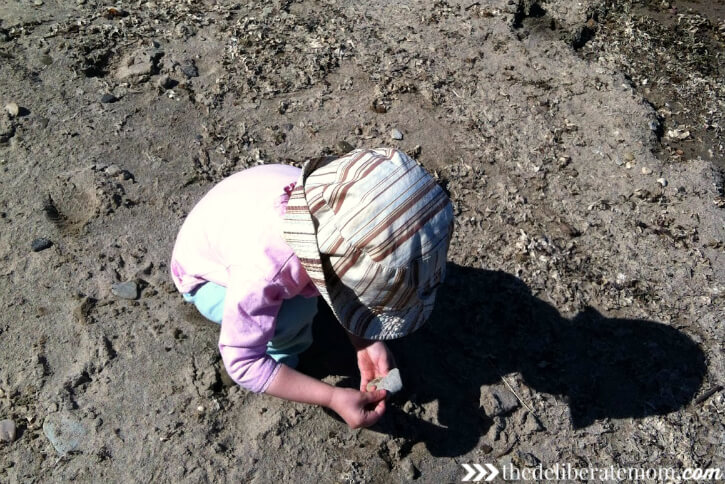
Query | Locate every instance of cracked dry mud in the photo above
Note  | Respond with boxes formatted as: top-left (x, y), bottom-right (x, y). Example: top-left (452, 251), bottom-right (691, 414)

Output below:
top-left (0, 0), bottom-right (723, 482)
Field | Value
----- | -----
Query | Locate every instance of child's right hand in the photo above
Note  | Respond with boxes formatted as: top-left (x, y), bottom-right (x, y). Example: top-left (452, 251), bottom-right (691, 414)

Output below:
top-left (330, 388), bottom-right (387, 429)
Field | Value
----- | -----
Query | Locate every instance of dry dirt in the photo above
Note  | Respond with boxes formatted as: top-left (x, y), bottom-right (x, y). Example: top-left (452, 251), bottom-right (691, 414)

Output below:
top-left (0, 0), bottom-right (723, 482)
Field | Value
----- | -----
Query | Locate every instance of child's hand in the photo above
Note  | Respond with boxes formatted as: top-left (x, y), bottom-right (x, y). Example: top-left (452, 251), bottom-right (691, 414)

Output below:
top-left (356, 341), bottom-right (396, 392)
top-left (330, 388), bottom-right (387, 428)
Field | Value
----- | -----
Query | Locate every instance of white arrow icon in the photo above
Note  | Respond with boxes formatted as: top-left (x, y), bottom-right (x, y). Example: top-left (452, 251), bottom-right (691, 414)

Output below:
top-left (461, 463), bottom-right (500, 482)
top-left (462, 464), bottom-right (476, 481)
top-left (484, 463), bottom-right (499, 481)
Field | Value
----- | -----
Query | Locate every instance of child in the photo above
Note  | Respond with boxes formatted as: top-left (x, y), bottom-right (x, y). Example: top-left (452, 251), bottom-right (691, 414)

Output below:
top-left (170, 148), bottom-right (454, 428)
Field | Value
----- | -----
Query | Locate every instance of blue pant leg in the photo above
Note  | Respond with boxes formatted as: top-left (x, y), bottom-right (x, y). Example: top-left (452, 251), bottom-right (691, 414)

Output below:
top-left (183, 282), bottom-right (227, 324)
top-left (267, 296), bottom-right (318, 368)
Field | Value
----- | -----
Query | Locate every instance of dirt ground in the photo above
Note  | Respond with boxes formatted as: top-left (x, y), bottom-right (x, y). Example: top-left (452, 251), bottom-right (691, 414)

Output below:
top-left (0, 0), bottom-right (723, 482)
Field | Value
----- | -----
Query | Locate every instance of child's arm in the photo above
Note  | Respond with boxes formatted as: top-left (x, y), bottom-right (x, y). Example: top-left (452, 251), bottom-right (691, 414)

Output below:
top-left (265, 364), bottom-right (387, 429)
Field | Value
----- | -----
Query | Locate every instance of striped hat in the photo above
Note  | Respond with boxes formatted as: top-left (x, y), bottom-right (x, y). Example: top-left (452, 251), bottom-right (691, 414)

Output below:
top-left (283, 148), bottom-right (454, 340)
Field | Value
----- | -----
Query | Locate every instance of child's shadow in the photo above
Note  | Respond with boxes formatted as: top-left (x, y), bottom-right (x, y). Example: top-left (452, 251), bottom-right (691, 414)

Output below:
top-left (300, 263), bottom-right (707, 458)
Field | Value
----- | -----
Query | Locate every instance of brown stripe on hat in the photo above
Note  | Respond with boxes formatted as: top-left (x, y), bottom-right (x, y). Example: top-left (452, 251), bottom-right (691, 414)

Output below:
top-left (332, 150), bottom-right (395, 214)
top-left (352, 176), bottom-right (439, 251)
top-left (368, 193), bottom-right (451, 262)
top-left (336, 162), bottom-right (416, 234)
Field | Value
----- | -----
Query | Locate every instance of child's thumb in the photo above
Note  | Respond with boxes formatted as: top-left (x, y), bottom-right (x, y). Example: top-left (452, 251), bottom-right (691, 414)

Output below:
top-left (363, 389), bottom-right (386, 403)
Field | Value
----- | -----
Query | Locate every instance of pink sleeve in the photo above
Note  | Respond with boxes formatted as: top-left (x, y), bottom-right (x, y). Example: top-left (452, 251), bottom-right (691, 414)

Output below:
top-left (218, 268), bottom-right (283, 394)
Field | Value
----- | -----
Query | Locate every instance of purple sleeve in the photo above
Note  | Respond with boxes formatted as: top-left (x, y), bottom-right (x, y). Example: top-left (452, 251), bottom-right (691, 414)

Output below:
top-left (218, 269), bottom-right (283, 394)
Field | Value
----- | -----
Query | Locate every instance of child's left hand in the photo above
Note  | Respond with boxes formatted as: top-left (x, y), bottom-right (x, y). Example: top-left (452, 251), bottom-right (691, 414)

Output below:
top-left (356, 341), bottom-right (396, 392)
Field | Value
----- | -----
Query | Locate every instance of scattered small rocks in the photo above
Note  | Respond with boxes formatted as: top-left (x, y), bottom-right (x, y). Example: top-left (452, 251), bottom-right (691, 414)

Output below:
top-left (366, 368), bottom-right (403, 394)
top-left (4, 102), bottom-right (19, 118)
top-left (111, 281), bottom-right (138, 300)
top-left (180, 60), bottom-right (198, 78)
top-left (31, 237), bottom-right (53, 252)
top-left (0, 419), bottom-right (17, 443)
top-left (100, 93), bottom-right (118, 104)
top-left (666, 128), bottom-right (690, 140)
top-left (390, 128), bottom-right (404, 140)
top-left (43, 413), bottom-right (87, 455)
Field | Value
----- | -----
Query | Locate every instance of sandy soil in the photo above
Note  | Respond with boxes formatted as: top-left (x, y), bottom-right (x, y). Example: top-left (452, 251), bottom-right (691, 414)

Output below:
top-left (0, 0), bottom-right (723, 482)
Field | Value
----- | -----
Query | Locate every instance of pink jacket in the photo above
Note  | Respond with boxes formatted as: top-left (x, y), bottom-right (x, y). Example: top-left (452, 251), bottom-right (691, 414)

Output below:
top-left (170, 164), bottom-right (319, 393)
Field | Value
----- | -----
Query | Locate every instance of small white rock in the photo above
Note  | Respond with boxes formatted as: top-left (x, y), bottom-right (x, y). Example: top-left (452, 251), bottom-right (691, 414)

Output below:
top-left (4, 103), bottom-right (19, 118)
top-left (641, 167), bottom-right (652, 175)
top-left (657, 178), bottom-right (667, 187)
top-left (0, 419), bottom-right (17, 443)
top-left (196, 405), bottom-right (205, 413)
top-left (390, 128), bottom-right (403, 140)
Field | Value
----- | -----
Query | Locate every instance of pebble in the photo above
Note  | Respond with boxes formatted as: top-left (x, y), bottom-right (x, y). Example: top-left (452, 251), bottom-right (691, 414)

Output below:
top-left (104, 164), bottom-right (122, 177)
top-left (111, 281), bottom-right (138, 300)
top-left (43, 414), bottom-right (86, 455)
top-left (337, 140), bottom-right (354, 153)
top-left (623, 152), bottom-right (634, 162)
top-left (657, 177), bottom-right (667, 187)
top-left (4, 102), bottom-right (19, 118)
top-left (31, 237), bottom-right (53, 252)
top-left (390, 128), bottom-right (404, 140)
top-left (366, 368), bottom-right (403, 394)
top-left (157, 75), bottom-right (176, 90)
top-left (180, 61), bottom-right (198, 78)
top-left (40, 54), bottom-right (53, 65)
top-left (0, 419), bottom-right (17, 443)
top-left (100, 93), bottom-right (118, 104)
top-left (641, 167), bottom-right (652, 175)
top-left (33, 0), bottom-right (44, 5)
top-left (481, 386), bottom-right (519, 417)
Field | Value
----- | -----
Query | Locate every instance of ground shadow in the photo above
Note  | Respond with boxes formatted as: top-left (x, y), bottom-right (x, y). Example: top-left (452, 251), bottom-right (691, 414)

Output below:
top-left (299, 263), bottom-right (707, 457)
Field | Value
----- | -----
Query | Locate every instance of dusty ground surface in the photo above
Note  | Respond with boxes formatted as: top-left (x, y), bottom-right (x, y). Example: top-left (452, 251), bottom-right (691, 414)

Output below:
top-left (0, 0), bottom-right (723, 482)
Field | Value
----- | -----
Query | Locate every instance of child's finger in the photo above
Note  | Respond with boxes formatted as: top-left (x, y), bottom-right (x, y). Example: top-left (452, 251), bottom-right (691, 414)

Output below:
top-left (361, 398), bottom-right (386, 427)
top-left (363, 389), bottom-right (386, 403)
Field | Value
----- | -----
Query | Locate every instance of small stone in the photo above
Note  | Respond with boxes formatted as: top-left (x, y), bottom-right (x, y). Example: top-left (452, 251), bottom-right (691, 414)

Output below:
top-left (390, 128), bottom-right (403, 140)
top-left (0, 419), bottom-right (17, 443)
top-left (31, 237), bottom-right (53, 252)
top-left (180, 61), bottom-right (198, 78)
top-left (196, 405), bottom-right (205, 413)
top-left (4, 102), bottom-right (19, 118)
top-left (481, 385), bottom-right (519, 417)
top-left (33, 0), bottom-right (44, 5)
top-left (337, 140), bottom-right (354, 153)
top-left (371, 99), bottom-right (387, 113)
top-left (100, 93), bottom-right (118, 104)
top-left (111, 281), bottom-right (138, 300)
top-left (657, 178), bottom-right (667, 187)
top-left (104, 164), bottom-right (122, 177)
top-left (43, 414), bottom-right (87, 455)
top-left (366, 368), bottom-right (403, 394)
top-left (623, 152), bottom-right (634, 162)
top-left (641, 167), bottom-right (652, 175)
top-left (40, 54), bottom-right (53, 65)
top-left (157, 75), bottom-right (176, 90)
top-left (666, 128), bottom-right (690, 140)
